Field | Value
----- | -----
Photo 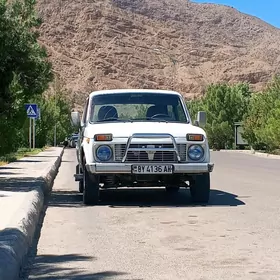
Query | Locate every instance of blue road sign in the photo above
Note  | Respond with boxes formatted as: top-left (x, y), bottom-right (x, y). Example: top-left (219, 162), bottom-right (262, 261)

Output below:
top-left (24, 103), bottom-right (38, 118)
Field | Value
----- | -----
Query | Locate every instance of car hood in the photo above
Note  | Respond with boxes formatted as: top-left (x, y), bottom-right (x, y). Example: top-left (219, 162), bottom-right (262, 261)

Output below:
top-left (85, 122), bottom-right (206, 138)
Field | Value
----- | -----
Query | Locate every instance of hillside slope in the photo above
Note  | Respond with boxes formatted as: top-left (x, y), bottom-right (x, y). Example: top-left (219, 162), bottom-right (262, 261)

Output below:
top-left (36, 0), bottom-right (280, 107)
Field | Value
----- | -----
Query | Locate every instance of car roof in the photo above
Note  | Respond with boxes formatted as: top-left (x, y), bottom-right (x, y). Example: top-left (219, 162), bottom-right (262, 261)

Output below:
top-left (88, 89), bottom-right (183, 98)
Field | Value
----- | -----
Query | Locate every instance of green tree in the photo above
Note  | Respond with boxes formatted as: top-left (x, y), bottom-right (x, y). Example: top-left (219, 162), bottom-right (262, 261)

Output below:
top-left (242, 75), bottom-right (280, 151)
top-left (259, 103), bottom-right (280, 151)
top-left (0, 0), bottom-right (53, 155)
top-left (32, 87), bottom-right (74, 147)
top-left (187, 83), bottom-right (251, 149)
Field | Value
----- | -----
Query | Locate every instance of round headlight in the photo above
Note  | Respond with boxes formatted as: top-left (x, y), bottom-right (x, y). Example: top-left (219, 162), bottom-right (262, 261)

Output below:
top-left (188, 145), bottom-right (204, 161)
top-left (96, 145), bottom-right (112, 161)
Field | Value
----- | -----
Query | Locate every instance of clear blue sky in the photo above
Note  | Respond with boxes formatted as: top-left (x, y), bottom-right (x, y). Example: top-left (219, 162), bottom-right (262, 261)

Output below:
top-left (192, 0), bottom-right (280, 28)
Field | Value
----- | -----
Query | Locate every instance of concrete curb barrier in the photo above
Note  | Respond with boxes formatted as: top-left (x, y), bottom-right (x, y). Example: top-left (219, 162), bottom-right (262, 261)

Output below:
top-left (37, 148), bottom-right (65, 195)
top-left (211, 149), bottom-right (280, 160)
top-left (0, 147), bottom-right (64, 280)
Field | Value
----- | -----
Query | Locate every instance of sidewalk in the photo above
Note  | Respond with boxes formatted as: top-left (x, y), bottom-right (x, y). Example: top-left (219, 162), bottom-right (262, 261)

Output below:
top-left (212, 149), bottom-right (280, 160)
top-left (0, 147), bottom-right (64, 280)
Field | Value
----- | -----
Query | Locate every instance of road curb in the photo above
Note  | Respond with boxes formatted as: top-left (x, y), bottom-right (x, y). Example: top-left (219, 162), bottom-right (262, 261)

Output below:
top-left (0, 147), bottom-right (64, 280)
top-left (211, 149), bottom-right (280, 160)
top-left (38, 148), bottom-right (65, 195)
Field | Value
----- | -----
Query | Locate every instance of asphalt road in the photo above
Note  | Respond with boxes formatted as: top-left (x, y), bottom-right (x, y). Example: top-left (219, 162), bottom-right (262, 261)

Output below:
top-left (21, 148), bottom-right (280, 280)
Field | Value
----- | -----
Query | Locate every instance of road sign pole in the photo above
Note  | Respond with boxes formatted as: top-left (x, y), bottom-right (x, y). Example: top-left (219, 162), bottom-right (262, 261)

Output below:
top-left (54, 124), bottom-right (57, 147)
top-left (29, 118), bottom-right (32, 149)
top-left (33, 118), bottom-right (36, 149)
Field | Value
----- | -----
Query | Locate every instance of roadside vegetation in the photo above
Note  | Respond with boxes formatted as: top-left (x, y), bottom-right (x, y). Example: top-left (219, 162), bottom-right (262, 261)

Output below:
top-left (187, 76), bottom-right (280, 154)
top-left (1, 0), bottom-right (279, 161)
top-left (0, 147), bottom-right (46, 166)
top-left (0, 0), bottom-right (73, 160)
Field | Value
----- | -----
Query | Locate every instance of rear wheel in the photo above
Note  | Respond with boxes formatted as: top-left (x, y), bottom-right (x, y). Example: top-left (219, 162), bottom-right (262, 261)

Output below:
top-left (83, 167), bottom-right (99, 205)
top-left (190, 173), bottom-right (210, 203)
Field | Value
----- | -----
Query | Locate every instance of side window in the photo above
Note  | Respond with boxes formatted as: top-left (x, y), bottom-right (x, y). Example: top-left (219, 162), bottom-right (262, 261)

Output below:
top-left (177, 104), bottom-right (187, 122)
top-left (82, 98), bottom-right (89, 125)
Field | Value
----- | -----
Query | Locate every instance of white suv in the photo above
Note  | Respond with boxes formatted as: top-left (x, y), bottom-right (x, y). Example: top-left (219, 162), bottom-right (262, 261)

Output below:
top-left (71, 89), bottom-right (214, 205)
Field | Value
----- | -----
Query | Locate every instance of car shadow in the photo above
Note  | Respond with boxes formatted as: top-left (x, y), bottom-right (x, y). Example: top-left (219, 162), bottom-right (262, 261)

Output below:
top-left (99, 188), bottom-right (245, 208)
top-left (47, 188), bottom-right (245, 208)
top-left (47, 190), bottom-right (83, 207)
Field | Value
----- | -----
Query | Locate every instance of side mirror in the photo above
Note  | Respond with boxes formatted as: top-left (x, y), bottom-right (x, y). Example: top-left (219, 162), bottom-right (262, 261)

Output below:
top-left (71, 111), bottom-right (81, 128)
top-left (196, 111), bottom-right (206, 127)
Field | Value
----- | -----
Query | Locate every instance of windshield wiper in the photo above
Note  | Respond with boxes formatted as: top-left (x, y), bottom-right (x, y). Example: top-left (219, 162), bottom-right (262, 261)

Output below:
top-left (134, 117), bottom-right (169, 123)
top-left (95, 118), bottom-right (118, 122)
top-left (96, 118), bottom-right (133, 123)
top-left (96, 118), bottom-right (171, 123)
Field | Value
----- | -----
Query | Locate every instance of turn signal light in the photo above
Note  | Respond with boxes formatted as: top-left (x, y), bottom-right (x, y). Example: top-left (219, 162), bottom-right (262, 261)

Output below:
top-left (94, 134), bottom-right (113, 141)
top-left (187, 134), bottom-right (204, 141)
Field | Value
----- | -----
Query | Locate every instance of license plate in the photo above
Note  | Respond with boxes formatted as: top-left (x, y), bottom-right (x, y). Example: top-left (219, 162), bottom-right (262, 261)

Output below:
top-left (132, 165), bottom-right (173, 174)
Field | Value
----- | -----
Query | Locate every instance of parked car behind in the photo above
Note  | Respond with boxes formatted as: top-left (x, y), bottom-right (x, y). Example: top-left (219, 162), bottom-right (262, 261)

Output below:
top-left (69, 133), bottom-right (79, 148)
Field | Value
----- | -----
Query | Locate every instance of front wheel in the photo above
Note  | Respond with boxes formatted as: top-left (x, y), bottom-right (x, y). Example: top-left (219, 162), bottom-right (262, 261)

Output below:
top-left (76, 164), bottom-right (84, 193)
top-left (79, 180), bottom-right (84, 193)
top-left (190, 173), bottom-right (210, 203)
top-left (83, 167), bottom-right (100, 205)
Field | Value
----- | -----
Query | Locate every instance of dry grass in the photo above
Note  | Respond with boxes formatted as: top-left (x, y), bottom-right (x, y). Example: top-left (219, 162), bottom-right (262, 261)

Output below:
top-left (0, 148), bottom-right (45, 166)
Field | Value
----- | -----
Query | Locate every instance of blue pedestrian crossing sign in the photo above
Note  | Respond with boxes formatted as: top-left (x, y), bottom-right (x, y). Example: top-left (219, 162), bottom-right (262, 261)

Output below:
top-left (25, 103), bottom-right (38, 118)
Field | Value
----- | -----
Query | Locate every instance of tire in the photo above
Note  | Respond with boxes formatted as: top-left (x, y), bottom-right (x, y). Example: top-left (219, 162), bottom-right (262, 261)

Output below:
top-left (190, 173), bottom-right (210, 203)
top-left (165, 186), bottom-right (180, 193)
top-left (83, 167), bottom-right (99, 205)
top-left (79, 180), bottom-right (84, 193)
top-left (76, 165), bottom-right (84, 193)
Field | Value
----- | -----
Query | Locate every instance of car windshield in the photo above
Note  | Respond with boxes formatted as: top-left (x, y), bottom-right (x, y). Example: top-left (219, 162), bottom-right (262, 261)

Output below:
top-left (89, 92), bottom-right (189, 123)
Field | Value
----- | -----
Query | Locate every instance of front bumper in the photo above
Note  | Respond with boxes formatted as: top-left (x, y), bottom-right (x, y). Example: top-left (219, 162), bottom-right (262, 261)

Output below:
top-left (86, 162), bottom-right (214, 174)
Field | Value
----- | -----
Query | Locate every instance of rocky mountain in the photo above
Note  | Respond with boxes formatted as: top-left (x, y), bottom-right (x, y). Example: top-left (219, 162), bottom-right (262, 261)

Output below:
top-left (36, 0), bottom-right (280, 108)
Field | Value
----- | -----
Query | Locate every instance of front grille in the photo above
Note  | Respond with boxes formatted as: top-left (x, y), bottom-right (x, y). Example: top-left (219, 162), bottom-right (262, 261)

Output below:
top-left (114, 143), bottom-right (187, 162)
top-left (114, 144), bottom-right (126, 161)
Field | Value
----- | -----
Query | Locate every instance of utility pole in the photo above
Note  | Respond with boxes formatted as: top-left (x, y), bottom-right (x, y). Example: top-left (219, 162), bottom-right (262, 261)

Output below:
top-left (54, 90), bottom-right (57, 147)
